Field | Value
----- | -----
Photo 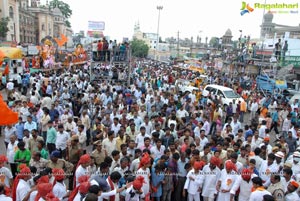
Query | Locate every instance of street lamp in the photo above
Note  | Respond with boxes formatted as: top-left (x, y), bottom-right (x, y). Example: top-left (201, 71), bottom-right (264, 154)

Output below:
top-left (155, 5), bottom-right (163, 61)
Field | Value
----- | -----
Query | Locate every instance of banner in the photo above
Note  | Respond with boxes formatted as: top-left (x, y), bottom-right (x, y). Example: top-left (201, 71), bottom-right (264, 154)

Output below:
top-left (87, 31), bottom-right (104, 38)
top-left (88, 21), bottom-right (105, 31)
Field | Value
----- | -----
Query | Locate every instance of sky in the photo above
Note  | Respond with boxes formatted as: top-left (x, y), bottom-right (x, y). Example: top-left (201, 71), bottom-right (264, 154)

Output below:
top-left (42, 0), bottom-right (300, 42)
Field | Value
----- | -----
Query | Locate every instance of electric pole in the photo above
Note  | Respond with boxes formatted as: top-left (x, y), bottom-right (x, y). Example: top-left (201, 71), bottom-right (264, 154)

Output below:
top-left (127, 46), bottom-right (132, 87)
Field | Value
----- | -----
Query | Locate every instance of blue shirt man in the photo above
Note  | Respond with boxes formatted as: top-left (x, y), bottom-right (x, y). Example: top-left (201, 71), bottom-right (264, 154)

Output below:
top-left (15, 119), bottom-right (24, 140)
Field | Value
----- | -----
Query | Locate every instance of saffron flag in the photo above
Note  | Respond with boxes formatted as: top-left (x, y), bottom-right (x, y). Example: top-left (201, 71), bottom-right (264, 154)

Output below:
top-left (3, 64), bottom-right (9, 76)
top-left (0, 94), bottom-right (18, 125)
top-left (54, 34), bottom-right (68, 47)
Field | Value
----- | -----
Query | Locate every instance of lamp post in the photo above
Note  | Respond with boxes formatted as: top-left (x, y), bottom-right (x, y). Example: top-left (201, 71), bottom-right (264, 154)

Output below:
top-left (155, 5), bottom-right (163, 61)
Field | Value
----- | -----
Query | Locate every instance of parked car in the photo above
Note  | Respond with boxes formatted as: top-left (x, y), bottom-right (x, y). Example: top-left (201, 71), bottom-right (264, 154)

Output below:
top-left (202, 84), bottom-right (244, 106)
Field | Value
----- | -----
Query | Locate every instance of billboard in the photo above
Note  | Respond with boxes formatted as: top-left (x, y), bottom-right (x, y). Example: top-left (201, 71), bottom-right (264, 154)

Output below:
top-left (87, 31), bottom-right (104, 38)
top-left (88, 21), bottom-right (105, 31)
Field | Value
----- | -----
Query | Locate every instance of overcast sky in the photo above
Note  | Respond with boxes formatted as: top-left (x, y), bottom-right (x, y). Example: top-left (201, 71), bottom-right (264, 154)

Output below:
top-left (41, 0), bottom-right (299, 41)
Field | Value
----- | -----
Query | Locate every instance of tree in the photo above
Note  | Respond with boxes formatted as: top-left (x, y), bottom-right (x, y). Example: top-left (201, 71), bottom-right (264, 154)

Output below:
top-left (0, 17), bottom-right (9, 41)
top-left (130, 39), bottom-right (149, 58)
top-left (50, 0), bottom-right (72, 26)
top-left (93, 33), bottom-right (100, 38)
top-left (65, 20), bottom-right (71, 28)
top-left (209, 37), bottom-right (219, 48)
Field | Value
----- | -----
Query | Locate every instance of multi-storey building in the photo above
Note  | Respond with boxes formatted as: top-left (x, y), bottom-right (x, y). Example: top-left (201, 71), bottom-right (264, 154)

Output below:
top-left (0, 0), bottom-right (72, 44)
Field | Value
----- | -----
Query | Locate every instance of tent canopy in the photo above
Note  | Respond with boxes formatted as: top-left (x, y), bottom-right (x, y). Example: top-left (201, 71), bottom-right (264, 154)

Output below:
top-left (0, 47), bottom-right (23, 61)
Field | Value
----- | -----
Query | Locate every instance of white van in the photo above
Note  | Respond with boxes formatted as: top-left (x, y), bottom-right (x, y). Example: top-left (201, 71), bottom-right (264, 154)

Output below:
top-left (202, 84), bottom-right (244, 106)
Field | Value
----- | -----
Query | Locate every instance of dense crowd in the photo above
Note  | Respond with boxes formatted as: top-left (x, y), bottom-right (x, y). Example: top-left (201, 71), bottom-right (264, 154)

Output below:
top-left (1, 59), bottom-right (300, 201)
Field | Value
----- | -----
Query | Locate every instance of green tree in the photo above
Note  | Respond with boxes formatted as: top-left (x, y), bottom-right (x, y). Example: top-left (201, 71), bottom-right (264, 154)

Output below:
top-left (0, 17), bottom-right (9, 41)
top-left (130, 39), bottom-right (149, 58)
top-left (93, 33), bottom-right (100, 38)
top-left (50, 0), bottom-right (72, 27)
top-left (209, 37), bottom-right (220, 48)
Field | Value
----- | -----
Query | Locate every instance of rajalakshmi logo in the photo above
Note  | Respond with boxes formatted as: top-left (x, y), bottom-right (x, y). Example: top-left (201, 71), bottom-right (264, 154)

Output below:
top-left (241, 2), bottom-right (299, 15)
top-left (240, 2), bottom-right (254, 15)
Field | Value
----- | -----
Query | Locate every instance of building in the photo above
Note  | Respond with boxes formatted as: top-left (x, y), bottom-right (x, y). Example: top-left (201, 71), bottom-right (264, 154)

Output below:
top-left (222, 29), bottom-right (233, 49)
top-left (0, 0), bottom-right (71, 44)
top-left (260, 11), bottom-right (300, 39)
top-left (19, 0), bottom-right (37, 44)
top-left (133, 22), bottom-right (158, 49)
top-left (0, 0), bottom-right (20, 42)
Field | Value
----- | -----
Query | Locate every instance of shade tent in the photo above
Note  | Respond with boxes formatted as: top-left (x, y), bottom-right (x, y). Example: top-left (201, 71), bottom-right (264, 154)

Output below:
top-left (0, 47), bottom-right (23, 62)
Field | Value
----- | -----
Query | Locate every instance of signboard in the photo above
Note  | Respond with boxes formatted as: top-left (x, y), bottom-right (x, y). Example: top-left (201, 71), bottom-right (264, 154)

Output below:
top-left (28, 46), bottom-right (39, 55)
top-left (282, 56), bottom-right (300, 68)
top-left (87, 31), bottom-right (104, 38)
top-left (88, 21), bottom-right (105, 31)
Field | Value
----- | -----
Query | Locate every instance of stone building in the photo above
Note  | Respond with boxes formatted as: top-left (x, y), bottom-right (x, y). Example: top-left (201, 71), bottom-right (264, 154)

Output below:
top-left (260, 11), bottom-right (300, 39)
top-left (0, 0), bottom-right (71, 44)
top-left (19, 0), bottom-right (37, 44)
top-left (0, 0), bottom-right (20, 42)
top-left (222, 29), bottom-right (233, 49)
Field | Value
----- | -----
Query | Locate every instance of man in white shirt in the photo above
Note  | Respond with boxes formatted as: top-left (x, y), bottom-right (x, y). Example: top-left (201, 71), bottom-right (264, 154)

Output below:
top-left (135, 126), bottom-right (151, 148)
top-left (6, 79), bottom-right (14, 94)
top-left (24, 116), bottom-right (37, 133)
top-left (200, 157), bottom-right (221, 200)
top-left (150, 139), bottom-right (166, 160)
top-left (249, 177), bottom-right (271, 201)
top-left (259, 120), bottom-right (267, 138)
top-left (52, 168), bottom-right (68, 201)
top-left (75, 154), bottom-right (91, 187)
top-left (102, 131), bottom-right (117, 156)
top-left (259, 153), bottom-right (278, 187)
top-left (230, 168), bottom-right (257, 201)
top-left (111, 117), bottom-right (121, 136)
top-left (203, 116), bottom-right (211, 136)
top-left (230, 117), bottom-right (242, 136)
top-left (0, 155), bottom-right (13, 188)
top-left (184, 161), bottom-right (205, 201)
top-left (285, 181), bottom-right (300, 201)
top-left (216, 161), bottom-right (238, 201)
top-left (176, 106), bottom-right (189, 119)
top-left (64, 117), bottom-right (76, 133)
top-left (0, 183), bottom-right (12, 201)
top-left (199, 129), bottom-right (209, 151)
top-left (55, 124), bottom-right (70, 159)
top-left (15, 166), bottom-right (33, 201)
top-left (6, 135), bottom-right (18, 178)
top-left (250, 100), bottom-right (258, 120)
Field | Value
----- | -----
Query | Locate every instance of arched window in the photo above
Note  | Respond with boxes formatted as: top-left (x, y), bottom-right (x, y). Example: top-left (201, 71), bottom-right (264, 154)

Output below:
top-left (9, 6), bottom-right (14, 18)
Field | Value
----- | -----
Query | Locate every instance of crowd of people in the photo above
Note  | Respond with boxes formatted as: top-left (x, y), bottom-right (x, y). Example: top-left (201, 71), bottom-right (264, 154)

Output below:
top-left (1, 59), bottom-right (300, 201)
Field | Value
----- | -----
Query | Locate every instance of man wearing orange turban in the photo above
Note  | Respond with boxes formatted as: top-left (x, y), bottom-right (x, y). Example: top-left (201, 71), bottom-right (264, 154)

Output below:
top-left (136, 152), bottom-right (151, 201)
top-left (183, 161), bottom-right (205, 201)
top-left (138, 152), bottom-right (151, 169)
top-left (215, 161), bottom-right (238, 201)
top-left (225, 160), bottom-right (237, 173)
top-left (285, 181), bottom-right (300, 200)
top-left (125, 176), bottom-right (145, 201)
top-left (210, 156), bottom-right (221, 168)
top-left (0, 155), bottom-right (13, 188)
top-left (68, 175), bottom-right (90, 201)
top-left (12, 164), bottom-right (34, 201)
top-left (35, 183), bottom-right (53, 201)
top-left (52, 168), bottom-right (69, 200)
top-left (229, 168), bottom-right (255, 201)
top-left (45, 192), bottom-right (60, 201)
top-left (74, 154), bottom-right (91, 188)
top-left (73, 181), bottom-right (90, 201)
top-left (201, 157), bottom-right (221, 201)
